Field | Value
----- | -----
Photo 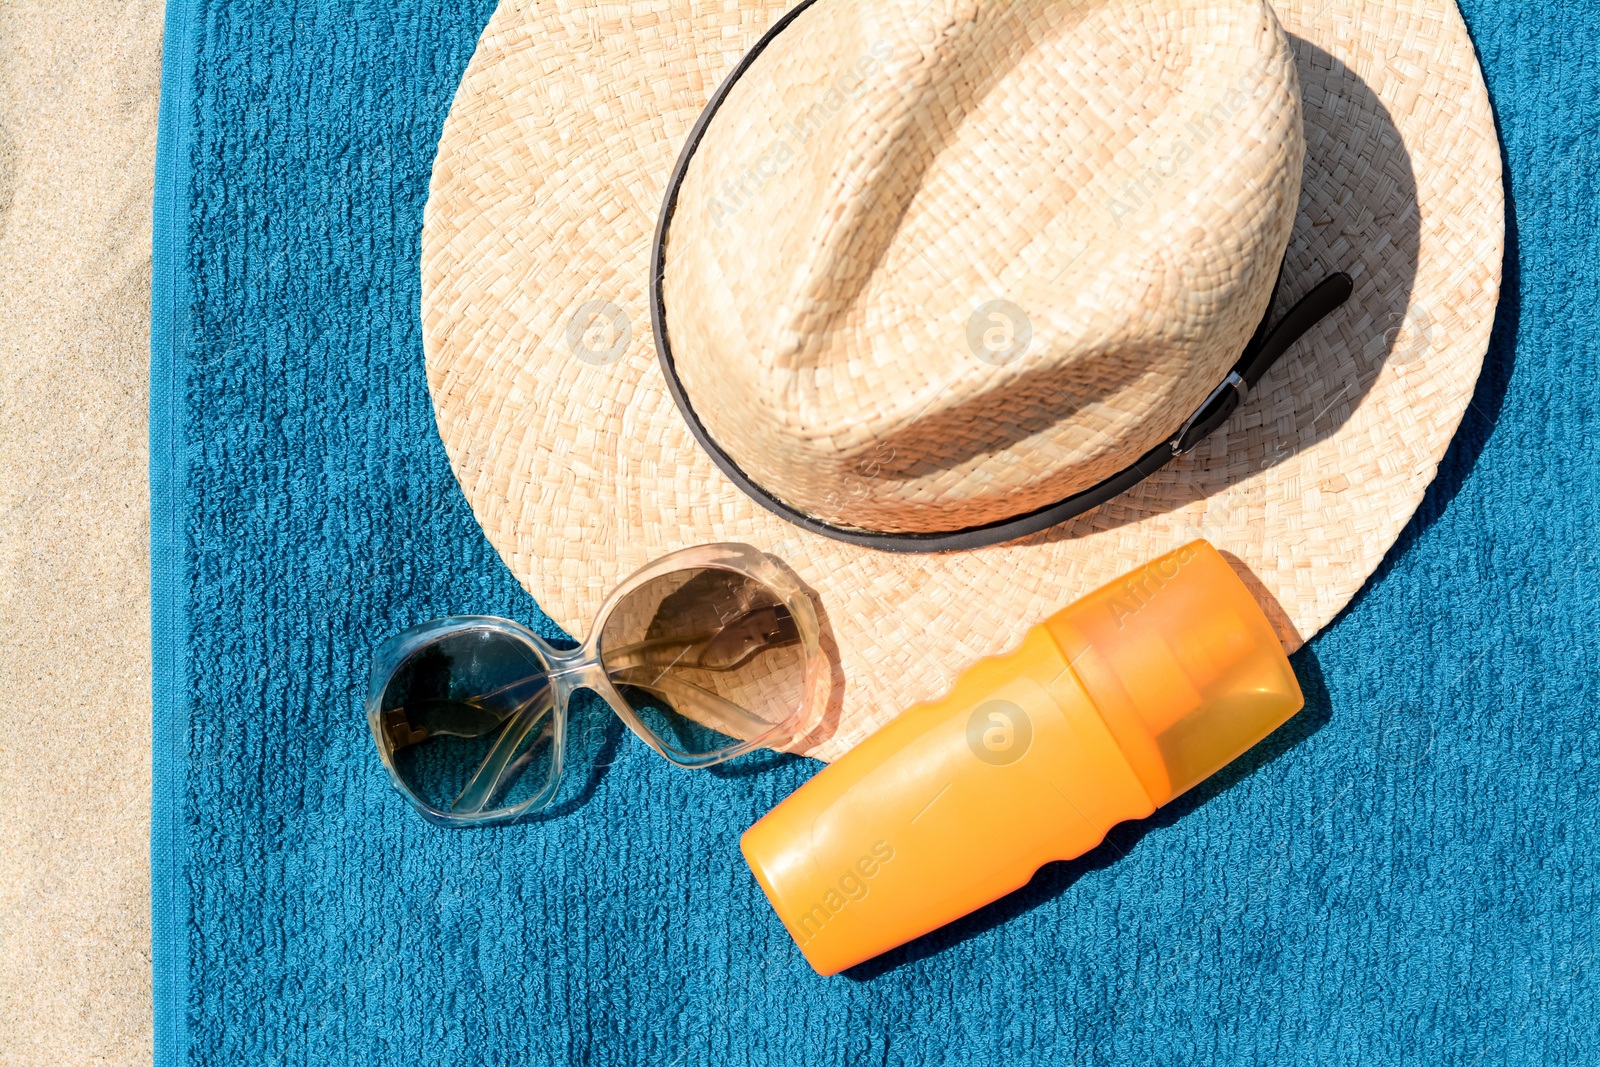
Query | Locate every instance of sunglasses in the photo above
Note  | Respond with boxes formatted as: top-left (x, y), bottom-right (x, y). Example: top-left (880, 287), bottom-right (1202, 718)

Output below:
top-left (367, 544), bottom-right (827, 826)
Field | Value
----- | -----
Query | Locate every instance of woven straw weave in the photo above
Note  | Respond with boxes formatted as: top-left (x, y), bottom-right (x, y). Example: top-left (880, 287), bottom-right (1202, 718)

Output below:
top-left (666, 0), bottom-right (1303, 533)
top-left (422, 0), bottom-right (1504, 760)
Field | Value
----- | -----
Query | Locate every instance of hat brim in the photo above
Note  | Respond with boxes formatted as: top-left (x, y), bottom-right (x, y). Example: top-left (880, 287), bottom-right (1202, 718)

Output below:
top-left (422, 0), bottom-right (1504, 761)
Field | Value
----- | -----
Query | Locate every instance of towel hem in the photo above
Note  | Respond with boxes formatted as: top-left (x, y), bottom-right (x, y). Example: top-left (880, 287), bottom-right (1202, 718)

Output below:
top-left (150, 0), bottom-right (200, 1063)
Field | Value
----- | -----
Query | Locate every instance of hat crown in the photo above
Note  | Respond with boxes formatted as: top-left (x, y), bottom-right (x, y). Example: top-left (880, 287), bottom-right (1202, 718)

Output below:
top-left (662, 0), bottom-right (1303, 535)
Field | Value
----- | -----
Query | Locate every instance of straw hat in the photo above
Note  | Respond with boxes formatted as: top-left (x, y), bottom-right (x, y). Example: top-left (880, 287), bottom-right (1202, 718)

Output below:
top-left (422, 0), bottom-right (1504, 761)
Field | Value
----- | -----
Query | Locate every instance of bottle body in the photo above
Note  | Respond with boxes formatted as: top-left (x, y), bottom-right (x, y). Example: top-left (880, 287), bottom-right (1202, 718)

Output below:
top-left (741, 540), bottom-right (1303, 975)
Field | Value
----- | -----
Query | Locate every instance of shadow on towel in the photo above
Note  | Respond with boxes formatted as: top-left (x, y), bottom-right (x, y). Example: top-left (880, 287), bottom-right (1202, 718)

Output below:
top-left (846, 643), bottom-right (1336, 981)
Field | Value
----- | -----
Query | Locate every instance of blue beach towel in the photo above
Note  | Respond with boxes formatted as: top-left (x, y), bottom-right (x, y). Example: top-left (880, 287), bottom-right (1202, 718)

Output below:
top-left (150, 3), bottom-right (1600, 1064)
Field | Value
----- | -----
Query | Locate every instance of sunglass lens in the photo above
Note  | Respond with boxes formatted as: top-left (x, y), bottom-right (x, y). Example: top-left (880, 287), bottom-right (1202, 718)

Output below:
top-left (375, 627), bottom-right (559, 818)
top-left (598, 568), bottom-right (807, 760)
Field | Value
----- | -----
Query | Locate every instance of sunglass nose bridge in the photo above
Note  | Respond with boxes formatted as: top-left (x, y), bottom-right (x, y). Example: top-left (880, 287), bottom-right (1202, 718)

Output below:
top-left (543, 655), bottom-right (613, 690)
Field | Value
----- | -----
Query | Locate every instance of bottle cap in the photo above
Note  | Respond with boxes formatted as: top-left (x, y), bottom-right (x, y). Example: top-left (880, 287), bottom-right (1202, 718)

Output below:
top-left (1043, 540), bottom-right (1302, 805)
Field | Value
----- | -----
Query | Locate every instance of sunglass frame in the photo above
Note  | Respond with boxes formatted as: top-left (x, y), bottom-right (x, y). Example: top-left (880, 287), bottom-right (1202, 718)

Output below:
top-left (367, 543), bottom-right (829, 827)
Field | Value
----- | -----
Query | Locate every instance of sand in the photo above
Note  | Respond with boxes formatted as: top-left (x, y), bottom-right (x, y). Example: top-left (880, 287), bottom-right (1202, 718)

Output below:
top-left (0, 3), bottom-right (164, 1064)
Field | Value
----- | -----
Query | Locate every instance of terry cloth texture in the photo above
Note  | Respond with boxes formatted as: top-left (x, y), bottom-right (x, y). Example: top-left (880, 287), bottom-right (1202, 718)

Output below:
top-left (151, 3), bottom-right (1599, 1065)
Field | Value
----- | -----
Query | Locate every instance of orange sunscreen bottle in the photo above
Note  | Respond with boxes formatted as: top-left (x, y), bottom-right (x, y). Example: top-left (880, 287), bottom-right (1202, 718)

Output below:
top-left (741, 540), bottom-right (1303, 975)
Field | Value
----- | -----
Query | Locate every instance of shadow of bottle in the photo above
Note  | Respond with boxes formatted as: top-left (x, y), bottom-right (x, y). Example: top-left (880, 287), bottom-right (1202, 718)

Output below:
top-left (845, 642), bottom-right (1335, 982)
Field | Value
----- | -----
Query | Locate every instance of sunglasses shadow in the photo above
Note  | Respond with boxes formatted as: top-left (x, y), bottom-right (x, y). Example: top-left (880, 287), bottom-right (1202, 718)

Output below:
top-left (842, 639), bottom-right (1334, 983)
top-left (709, 749), bottom-right (815, 781)
top-left (452, 698), bottom-right (628, 831)
top-left (782, 567), bottom-right (852, 756)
